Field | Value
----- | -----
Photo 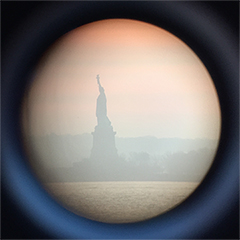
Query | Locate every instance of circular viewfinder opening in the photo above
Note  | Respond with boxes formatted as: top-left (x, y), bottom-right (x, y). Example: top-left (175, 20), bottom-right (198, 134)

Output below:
top-left (21, 19), bottom-right (221, 223)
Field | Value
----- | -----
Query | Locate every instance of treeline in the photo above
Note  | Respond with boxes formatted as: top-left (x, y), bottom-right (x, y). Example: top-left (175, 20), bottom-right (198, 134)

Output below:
top-left (41, 148), bottom-right (216, 182)
top-left (26, 133), bottom-right (218, 170)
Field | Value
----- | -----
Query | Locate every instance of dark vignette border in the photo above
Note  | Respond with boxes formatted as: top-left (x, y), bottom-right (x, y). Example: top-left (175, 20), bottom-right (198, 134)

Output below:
top-left (2, 1), bottom-right (239, 239)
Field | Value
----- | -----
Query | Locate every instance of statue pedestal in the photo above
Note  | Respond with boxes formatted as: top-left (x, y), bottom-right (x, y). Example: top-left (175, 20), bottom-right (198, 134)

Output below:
top-left (91, 124), bottom-right (118, 161)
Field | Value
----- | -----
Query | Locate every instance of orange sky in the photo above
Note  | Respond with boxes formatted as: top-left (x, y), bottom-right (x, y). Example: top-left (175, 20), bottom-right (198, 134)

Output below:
top-left (22, 19), bottom-right (221, 139)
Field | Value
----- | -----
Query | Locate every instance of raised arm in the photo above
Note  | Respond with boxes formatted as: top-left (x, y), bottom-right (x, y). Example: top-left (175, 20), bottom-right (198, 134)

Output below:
top-left (97, 74), bottom-right (104, 93)
top-left (96, 74), bottom-right (101, 87)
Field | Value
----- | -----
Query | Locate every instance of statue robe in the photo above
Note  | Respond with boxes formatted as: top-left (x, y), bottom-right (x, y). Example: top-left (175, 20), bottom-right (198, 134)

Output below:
top-left (96, 88), bottom-right (111, 126)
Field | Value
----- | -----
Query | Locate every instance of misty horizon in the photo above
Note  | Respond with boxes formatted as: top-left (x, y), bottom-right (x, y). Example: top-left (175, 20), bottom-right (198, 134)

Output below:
top-left (26, 133), bottom-right (218, 169)
top-left (29, 132), bottom-right (220, 141)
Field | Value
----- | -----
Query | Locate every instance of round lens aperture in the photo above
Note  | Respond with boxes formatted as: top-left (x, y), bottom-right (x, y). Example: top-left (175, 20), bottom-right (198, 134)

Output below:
top-left (21, 19), bottom-right (221, 224)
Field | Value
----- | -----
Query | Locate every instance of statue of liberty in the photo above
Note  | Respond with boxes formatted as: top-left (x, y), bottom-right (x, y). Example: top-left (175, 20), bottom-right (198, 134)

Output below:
top-left (96, 74), bottom-right (111, 126)
top-left (90, 74), bottom-right (118, 162)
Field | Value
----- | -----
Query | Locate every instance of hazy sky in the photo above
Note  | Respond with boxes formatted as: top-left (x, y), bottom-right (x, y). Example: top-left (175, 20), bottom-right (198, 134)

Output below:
top-left (22, 19), bottom-right (221, 139)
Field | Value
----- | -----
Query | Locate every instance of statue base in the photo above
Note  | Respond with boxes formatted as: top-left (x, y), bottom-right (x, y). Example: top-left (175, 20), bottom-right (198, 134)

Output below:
top-left (90, 124), bottom-right (118, 162)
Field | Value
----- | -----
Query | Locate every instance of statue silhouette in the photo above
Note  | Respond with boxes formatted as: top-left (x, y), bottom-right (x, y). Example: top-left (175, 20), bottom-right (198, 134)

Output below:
top-left (96, 75), bottom-right (111, 126)
top-left (90, 74), bottom-right (118, 163)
